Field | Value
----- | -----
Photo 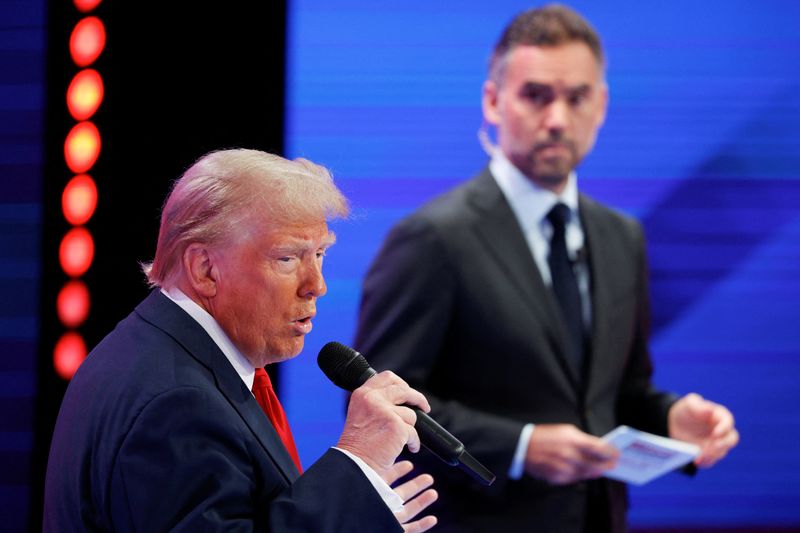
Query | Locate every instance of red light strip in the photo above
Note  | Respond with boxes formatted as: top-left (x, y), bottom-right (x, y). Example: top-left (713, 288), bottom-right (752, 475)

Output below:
top-left (56, 2), bottom-right (106, 379)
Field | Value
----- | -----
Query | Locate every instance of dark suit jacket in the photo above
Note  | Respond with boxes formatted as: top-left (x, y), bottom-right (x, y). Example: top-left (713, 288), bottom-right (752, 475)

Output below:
top-left (355, 168), bottom-right (677, 533)
top-left (44, 290), bottom-right (402, 532)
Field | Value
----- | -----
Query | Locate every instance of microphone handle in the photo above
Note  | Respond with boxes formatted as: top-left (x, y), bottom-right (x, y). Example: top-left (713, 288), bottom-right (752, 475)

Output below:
top-left (361, 364), bottom-right (465, 463)
top-left (411, 407), bottom-right (496, 485)
top-left (358, 365), bottom-right (465, 464)
top-left (411, 407), bottom-right (464, 465)
top-left (346, 357), bottom-right (495, 485)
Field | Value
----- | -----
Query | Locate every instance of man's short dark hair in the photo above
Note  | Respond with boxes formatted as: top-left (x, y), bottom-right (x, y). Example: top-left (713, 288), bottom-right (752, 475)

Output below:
top-left (489, 4), bottom-right (604, 82)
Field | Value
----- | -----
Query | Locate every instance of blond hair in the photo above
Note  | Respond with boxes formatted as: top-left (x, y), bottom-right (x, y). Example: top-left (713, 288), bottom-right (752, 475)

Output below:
top-left (142, 149), bottom-right (349, 288)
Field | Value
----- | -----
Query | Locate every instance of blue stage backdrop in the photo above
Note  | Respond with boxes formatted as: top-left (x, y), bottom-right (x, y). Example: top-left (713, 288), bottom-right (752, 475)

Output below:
top-left (0, 0), bottom-right (45, 529)
top-left (284, 1), bottom-right (800, 528)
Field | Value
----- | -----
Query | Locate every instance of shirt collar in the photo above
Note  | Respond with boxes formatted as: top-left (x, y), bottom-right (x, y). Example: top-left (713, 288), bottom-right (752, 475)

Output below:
top-left (161, 287), bottom-right (257, 390)
top-left (489, 150), bottom-right (580, 231)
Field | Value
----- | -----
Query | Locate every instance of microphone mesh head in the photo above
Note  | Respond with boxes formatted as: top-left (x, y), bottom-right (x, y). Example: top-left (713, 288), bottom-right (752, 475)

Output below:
top-left (317, 341), bottom-right (373, 391)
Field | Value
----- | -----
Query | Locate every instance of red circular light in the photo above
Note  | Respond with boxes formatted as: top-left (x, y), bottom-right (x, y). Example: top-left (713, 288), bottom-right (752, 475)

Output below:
top-left (62, 174), bottom-right (98, 225)
top-left (67, 69), bottom-right (104, 121)
top-left (64, 121), bottom-right (101, 173)
top-left (70, 16), bottom-right (106, 67)
top-left (74, 0), bottom-right (103, 13)
top-left (54, 331), bottom-right (87, 380)
top-left (57, 280), bottom-right (91, 328)
top-left (59, 227), bottom-right (95, 277)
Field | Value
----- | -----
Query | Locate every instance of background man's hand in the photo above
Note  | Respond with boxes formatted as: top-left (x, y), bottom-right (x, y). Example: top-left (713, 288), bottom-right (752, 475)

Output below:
top-left (669, 393), bottom-right (739, 468)
top-left (525, 424), bottom-right (619, 484)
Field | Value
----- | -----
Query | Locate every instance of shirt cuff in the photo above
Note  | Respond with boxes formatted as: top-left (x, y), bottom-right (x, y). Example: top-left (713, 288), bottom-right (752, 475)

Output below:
top-left (333, 447), bottom-right (405, 513)
top-left (508, 423), bottom-right (535, 480)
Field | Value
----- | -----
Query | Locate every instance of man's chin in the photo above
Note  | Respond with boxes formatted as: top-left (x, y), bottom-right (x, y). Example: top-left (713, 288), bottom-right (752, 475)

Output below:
top-left (255, 342), bottom-right (305, 367)
top-left (529, 168), bottom-right (571, 190)
top-left (526, 156), bottom-right (574, 188)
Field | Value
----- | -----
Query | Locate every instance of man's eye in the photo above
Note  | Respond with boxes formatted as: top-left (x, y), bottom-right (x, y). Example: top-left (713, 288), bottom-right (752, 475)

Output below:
top-left (526, 91), bottom-right (550, 106)
top-left (568, 89), bottom-right (590, 107)
top-left (568, 94), bottom-right (581, 106)
top-left (522, 87), bottom-right (554, 107)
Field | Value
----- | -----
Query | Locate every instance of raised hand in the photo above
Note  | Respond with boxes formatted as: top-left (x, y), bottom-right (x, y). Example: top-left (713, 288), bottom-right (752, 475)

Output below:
top-left (669, 393), bottom-right (739, 468)
top-left (337, 371), bottom-right (431, 475)
top-left (383, 460), bottom-right (438, 533)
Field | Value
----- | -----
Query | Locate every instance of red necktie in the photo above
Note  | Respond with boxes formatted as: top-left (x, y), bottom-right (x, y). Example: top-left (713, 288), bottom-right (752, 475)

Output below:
top-left (252, 367), bottom-right (303, 473)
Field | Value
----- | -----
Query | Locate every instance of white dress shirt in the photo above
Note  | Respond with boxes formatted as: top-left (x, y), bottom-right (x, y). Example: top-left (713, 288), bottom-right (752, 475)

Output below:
top-left (161, 287), bottom-right (405, 512)
top-left (490, 151), bottom-right (585, 284)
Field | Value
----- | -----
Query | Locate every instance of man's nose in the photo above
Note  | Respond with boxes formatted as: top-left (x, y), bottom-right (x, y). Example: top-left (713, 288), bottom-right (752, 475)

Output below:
top-left (543, 98), bottom-right (569, 132)
top-left (300, 261), bottom-right (327, 298)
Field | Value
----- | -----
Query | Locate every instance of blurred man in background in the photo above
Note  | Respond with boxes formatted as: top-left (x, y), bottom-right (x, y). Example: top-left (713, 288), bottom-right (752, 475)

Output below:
top-left (356, 5), bottom-right (738, 532)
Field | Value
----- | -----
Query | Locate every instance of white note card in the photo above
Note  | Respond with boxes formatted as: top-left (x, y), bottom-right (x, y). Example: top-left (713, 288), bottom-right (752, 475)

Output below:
top-left (602, 426), bottom-right (700, 485)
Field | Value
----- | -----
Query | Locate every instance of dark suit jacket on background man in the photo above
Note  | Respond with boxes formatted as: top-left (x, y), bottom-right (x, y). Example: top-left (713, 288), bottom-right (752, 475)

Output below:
top-left (356, 168), bottom-right (674, 532)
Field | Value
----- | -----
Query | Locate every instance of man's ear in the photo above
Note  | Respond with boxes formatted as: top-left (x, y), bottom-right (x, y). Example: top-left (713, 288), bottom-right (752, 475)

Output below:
top-left (182, 243), bottom-right (218, 298)
top-left (595, 81), bottom-right (609, 129)
top-left (482, 79), bottom-right (502, 126)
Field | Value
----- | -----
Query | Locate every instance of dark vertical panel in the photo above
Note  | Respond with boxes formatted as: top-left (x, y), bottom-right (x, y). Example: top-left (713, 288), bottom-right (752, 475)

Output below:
top-left (31, 1), bottom-right (286, 529)
top-left (0, 0), bottom-right (45, 530)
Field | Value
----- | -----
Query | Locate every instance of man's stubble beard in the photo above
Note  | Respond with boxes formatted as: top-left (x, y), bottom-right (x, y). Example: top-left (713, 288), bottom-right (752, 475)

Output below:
top-left (520, 140), bottom-right (580, 190)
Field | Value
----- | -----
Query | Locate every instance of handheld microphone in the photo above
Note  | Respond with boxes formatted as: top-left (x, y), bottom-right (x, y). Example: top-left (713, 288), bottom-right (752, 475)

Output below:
top-left (318, 341), bottom-right (495, 486)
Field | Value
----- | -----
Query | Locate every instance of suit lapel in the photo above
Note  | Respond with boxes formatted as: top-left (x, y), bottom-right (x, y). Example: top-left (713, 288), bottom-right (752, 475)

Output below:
top-left (580, 196), bottom-right (617, 400)
top-left (208, 349), bottom-right (302, 483)
top-left (466, 169), bottom-right (582, 391)
top-left (135, 291), bottom-right (301, 483)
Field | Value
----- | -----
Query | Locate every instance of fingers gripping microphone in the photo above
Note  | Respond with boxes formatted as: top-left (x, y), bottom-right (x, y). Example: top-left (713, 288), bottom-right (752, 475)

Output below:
top-left (318, 341), bottom-right (495, 486)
